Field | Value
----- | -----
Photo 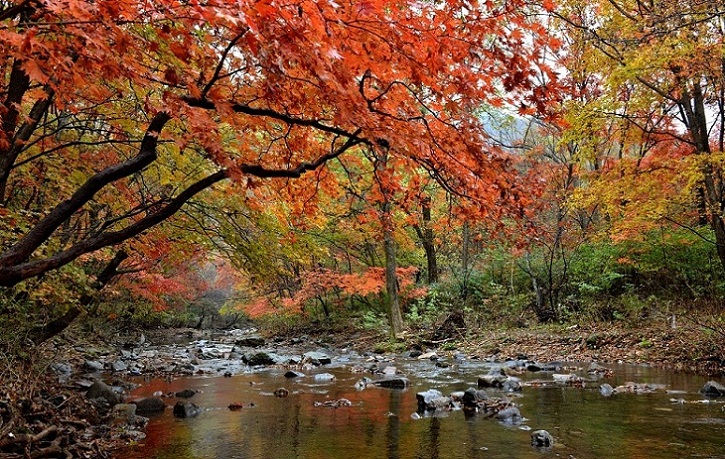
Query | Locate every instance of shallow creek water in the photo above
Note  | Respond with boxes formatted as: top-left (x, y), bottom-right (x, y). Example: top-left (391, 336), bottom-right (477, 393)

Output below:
top-left (123, 352), bottom-right (725, 459)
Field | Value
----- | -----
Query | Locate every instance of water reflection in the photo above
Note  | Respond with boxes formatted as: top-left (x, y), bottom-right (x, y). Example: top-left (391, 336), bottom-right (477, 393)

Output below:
top-left (123, 364), bottom-right (725, 459)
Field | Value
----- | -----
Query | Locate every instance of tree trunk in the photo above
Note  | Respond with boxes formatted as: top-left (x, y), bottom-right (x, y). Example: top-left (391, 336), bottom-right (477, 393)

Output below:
top-left (412, 195), bottom-right (438, 284)
top-left (460, 220), bottom-right (471, 299)
top-left (382, 201), bottom-right (404, 337)
top-left (420, 196), bottom-right (438, 284)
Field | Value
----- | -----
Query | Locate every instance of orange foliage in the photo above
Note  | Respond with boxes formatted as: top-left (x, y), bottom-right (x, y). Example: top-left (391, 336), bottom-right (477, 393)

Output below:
top-left (242, 266), bottom-right (425, 318)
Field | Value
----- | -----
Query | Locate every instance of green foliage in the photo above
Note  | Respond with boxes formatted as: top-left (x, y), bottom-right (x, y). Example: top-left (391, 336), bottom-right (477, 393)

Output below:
top-left (361, 310), bottom-right (388, 331)
top-left (406, 287), bottom-right (454, 326)
top-left (372, 339), bottom-right (407, 354)
top-left (569, 228), bottom-right (725, 302)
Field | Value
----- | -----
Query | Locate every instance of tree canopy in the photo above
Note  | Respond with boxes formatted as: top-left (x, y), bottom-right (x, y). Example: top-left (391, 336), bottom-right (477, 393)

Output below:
top-left (0, 0), bottom-right (560, 290)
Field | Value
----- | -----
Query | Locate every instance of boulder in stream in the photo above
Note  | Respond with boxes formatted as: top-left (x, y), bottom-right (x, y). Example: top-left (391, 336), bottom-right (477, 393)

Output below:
top-left (373, 377), bottom-right (410, 389)
top-left (243, 352), bottom-right (276, 366)
top-left (235, 336), bottom-right (266, 348)
top-left (173, 401), bottom-right (202, 418)
top-left (303, 351), bottom-right (332, 365)
top-left (700, 380), bottom-right (725, 397)
top-left (133, 397), bottom-right (166, 414)
top-left (416, 389), bottom-right (451, 412)
top-left (284, 371), bottom-right (305, 379)
top-left (313, 373), bottom-right (336, 382)
top-left (175, 389), bottom-right (196, 398)
top-left (477, 374), bottom-right (508, 388)
top-left (111, 403), bottom-right (148, 428)
top-left (461, 387), bottom-right (488, 410)
top-left (531, 430), bottom-right (555, 448)
top-left (599, 384), bottom-right (614, 397)
top-left (274, 388), bottom-right (290, 397)
top-left (494, 406), bottom-right (522, 425)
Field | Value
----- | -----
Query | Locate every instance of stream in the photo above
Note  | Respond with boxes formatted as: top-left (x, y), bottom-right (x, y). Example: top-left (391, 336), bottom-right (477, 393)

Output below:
top-left (118, 336), bottom-right (725, 459)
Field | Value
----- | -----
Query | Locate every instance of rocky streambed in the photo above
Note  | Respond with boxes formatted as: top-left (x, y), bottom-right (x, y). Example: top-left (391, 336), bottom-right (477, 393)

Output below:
top-left (14, 327), bottom-right (723, 459)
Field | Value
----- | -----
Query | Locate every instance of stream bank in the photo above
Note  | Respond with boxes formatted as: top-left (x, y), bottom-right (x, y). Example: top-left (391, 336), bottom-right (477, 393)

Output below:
top-left (1, 318), bottom-right (722, 458)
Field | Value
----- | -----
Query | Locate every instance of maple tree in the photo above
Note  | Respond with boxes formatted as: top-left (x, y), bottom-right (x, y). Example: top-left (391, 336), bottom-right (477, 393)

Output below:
top-left (0, 0), bottom-right (560, 335)
top-left (551, 0), bottom-right (725, 266)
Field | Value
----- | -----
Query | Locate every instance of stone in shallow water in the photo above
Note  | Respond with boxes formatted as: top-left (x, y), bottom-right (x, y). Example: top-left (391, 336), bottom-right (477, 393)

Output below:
top-left (373, 378), bottom-right (409, 389)
top-left (700, 380), bottom-right (725, 397)
top-left (313, 373), bottom-right (336, 382)
top-left (243, 352), bottom-right (275, 366)
top-left (175, 389), bottom-right (196, 398)
top-left (133, 397), bottom-right (166, 414)
top-left (531, 430), bottom-right (554, 448)
top-left (304, 351), bottom-right (332, 365)
top-left (600, 384), bottom-right (614, 397)
top-left (235, 336), bottom-right (266, 348)
top-left (478, 374), bottom-right (507, 388)
top-left (462, 387), bottom-right (488, 409)
top-left (495, 406), bottom-right (522, 425)
top-left (416, 389), bottom-right (451, 412)
top-left (173, 401), bottom-right (202, 418)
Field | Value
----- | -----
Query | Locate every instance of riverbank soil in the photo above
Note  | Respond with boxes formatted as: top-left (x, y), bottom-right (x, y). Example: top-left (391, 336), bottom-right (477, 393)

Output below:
top-left (281, 317), bottom-right (724, 375)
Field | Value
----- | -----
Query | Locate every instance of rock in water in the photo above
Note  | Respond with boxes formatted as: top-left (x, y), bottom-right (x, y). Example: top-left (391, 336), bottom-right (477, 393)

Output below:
top-left (133, 397), bottom-right (166, 414)
top-left (373, 378), bottom-right (410, 389)
top-left (234, 336), bottom-right (266, 348)
top-left (531, 430), bottom-right (554, 448)
top-left (416, 389), bottom-right (450, 412)
top-left (273, 388), bottom-right (290, 397)
top-left (461, 387), bottom-right (488, 409)
top-left (243, 352), bottom-right (275, 366)
top-left (700, 381), bottom-right (725, 397)
top-left (313, 373), bottom-right (335, 382)
top-left (175, 389), bottom-right (196, 398)
top-left (284, 371), bottom-right (305, 379)
top-left (478, 374), bottom-right (507, 388)
top-left (495, 406), bottom-right (522, 425)
top-left (173, 401), bottom-right (202, 418)
top-left (599, 384), bottom-right (614, 397)
top-left (354, 377), bottom-right (372, 390)
top-left (303, 351), bottom-right (332, 365)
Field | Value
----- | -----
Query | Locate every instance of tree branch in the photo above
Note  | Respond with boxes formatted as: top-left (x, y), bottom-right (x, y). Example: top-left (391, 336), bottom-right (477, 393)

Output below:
top-left (182, 96), bottom-right (365, 141)
top-left (0, 112), bottom-right (170, 267)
